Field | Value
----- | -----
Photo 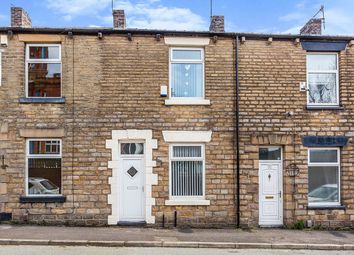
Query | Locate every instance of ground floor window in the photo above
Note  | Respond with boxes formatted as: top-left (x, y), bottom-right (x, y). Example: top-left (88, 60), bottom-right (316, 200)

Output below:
top-left (169, 144), bottom-right (204, 200)
top-left (26, 139), bottom-right (62, 196)
top-left (308, 148), bottom-right (340, 206)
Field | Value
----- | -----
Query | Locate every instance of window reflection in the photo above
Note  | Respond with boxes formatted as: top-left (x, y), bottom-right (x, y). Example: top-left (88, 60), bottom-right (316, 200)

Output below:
top-left (28, 63), bottom-right (61, 97)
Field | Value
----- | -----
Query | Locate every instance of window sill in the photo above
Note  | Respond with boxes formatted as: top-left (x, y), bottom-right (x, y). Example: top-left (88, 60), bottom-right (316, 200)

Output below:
top-left (306, 105), bottom-right (343, 110)
top-left (19, 97), bottom-right (66, 104)
top-left (307, 205), bottom-right (345, 210)
top-left (164, 99), bottom-right (211, 106)
top-left (165, 200), bottom-right (210, 206)
top-left (20, 196), bottom-right (66, 203)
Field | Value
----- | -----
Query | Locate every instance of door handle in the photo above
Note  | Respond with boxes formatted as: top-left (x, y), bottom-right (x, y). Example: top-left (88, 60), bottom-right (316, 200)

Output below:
top-left (142, 186), bottom-right (144, 192)
top-left (279, 191), bottom-right (282, 198)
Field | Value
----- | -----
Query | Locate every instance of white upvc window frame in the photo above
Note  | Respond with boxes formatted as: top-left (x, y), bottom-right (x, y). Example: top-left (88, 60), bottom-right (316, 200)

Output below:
top-left (25, 138), bottom-right (62, 197)
top-left (25, 44), bottom-right (62, 98)
top-left (307, 147), bottom-right (341, 207)
top-left (306, 52), bottom-right (339, 107)
top-left (168, 143), bottom-right (206, 203)
top-left (166, 48), bottom-right (210, 105)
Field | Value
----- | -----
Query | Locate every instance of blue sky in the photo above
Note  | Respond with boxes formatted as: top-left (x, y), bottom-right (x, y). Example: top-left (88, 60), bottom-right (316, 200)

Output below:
top-left (0, 0), bottom-right (354, 35)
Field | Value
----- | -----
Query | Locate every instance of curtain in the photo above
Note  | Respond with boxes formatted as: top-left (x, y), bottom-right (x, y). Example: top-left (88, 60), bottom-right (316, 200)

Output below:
top-left (171, 63), bottom-right (202, 97)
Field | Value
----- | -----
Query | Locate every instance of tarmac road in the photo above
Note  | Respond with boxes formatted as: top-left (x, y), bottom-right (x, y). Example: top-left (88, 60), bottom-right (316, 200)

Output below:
top-left (0, 246), bottom-right (352, 255)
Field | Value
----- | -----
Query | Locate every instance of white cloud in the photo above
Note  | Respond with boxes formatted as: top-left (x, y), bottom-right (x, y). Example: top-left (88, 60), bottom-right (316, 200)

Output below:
top-left (111, 0), bottom-right (207, 30)
top-left (225, 21), bottom-right (240, 33)
top-left (88, 24), bottom-right (103, 28)
top-left (296, 2), bottom-right (306, 9)
top-left (63, 15), bottom-right (72, 21)
top-left (279, 12), bottom-right (306, 22)
top-left (324, 8), bottom-right (354, 35)
top-left (45, 0), bottom-right (111, 21)
top-left (45, 0), bottom-right (207, 31)
top-left (282, 25), bottom-right (302, 34)
top-left (280, 1), bottom-right (354, 35)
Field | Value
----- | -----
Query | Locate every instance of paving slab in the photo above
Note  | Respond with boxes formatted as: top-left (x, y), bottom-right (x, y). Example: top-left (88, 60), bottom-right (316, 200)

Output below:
top-left (0, 225), bottom-right (352, 250)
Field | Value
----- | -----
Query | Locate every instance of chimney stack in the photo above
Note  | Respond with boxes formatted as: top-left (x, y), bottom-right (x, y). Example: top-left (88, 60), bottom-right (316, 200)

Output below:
top-left (11, 7), bottom-right (32, 28)
top-left (209, 16), bottom-right (225, 33)
top-left (113, 10), bottom-right (126, 29)
top-left (300, 18), bottom-right (322, 35)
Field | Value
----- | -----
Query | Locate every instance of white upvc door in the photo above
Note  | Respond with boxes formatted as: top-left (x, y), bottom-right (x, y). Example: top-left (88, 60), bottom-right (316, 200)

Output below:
top-left (259, 148), bottom-right (283, 226)
top-left (119, 149), bottom-right (145, 222)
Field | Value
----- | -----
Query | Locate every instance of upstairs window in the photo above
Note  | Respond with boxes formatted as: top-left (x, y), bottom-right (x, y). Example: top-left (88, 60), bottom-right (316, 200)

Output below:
top-left (307, 53), bottom-right (339, 106)
top-left (308, 148), bottom-right (340, 206)
top-left (26, 44), bottom-right (61, 98)
top-left (170, 48), bottom-right (204, 99)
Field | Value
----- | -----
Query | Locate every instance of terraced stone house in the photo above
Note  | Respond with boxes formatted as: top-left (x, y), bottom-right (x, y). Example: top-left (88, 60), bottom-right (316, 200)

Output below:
top-left (0, 7), bottom-right (236, 227)
top-left (0, 7), bottom-right (353, 228)
top-left (238, 20), bottom-right (354, 228)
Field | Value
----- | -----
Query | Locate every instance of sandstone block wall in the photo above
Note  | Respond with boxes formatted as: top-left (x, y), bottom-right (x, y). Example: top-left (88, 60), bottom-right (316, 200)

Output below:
top-left (0, 33), bottom-right (236, 227)
top-left (238, 39), bottom-right (354, 228)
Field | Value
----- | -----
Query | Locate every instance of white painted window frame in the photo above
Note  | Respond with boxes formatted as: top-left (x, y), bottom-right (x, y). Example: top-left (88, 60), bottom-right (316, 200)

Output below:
top-left (168, 143), bottom-right (207, 204)
top-left (166, 47), bottom-right (210, 105)
top-left (307, 147), bottom-right (341, 207)
top-left (25, 138), bottom-right (62, 197)
top-left (306, 52), bottom-right (339, 107)
top-left (25, 44), bottom-right (62, 98)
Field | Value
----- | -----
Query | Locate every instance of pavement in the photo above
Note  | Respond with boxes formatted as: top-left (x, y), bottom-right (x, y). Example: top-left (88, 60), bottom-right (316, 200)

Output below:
top-left (1, 246), bottom-right (354, 255)
top-left (0, 224), bottom-right (353, 250)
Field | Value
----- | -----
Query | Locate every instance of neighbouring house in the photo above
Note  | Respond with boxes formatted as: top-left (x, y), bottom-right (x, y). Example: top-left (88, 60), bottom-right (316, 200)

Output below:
top-left (238, 19), bottom-right (354, 228)
top-left (0, 6), bottom-right (353, 228)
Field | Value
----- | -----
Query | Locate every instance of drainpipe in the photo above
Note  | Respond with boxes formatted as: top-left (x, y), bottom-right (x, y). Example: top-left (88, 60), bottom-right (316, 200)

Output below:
top-left (235, 35), bottom-right (240, 228)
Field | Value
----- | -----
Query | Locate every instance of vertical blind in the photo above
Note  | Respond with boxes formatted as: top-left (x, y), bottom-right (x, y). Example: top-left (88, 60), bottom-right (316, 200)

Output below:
top-left (171, 145), bottom-right (203, 197)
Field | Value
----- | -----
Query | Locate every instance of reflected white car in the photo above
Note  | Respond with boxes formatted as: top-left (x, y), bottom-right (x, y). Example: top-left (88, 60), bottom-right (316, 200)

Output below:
top-left (308, 184), bottom-right (338, 203)
top-left (28, 177), bottom-right (59, 195)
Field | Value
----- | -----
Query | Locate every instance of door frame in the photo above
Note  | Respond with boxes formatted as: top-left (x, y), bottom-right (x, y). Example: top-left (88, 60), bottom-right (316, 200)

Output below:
top-left (106, 129), bottom-right (158, 225)
top-left (258, 146), bottom-right (283, 226)
top-left (118, 140), bottom-right (146, 222)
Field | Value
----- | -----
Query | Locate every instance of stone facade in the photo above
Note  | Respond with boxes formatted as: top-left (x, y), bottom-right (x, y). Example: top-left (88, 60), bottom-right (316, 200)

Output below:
top-left (0, 32), bottom-right (236, 227)
top-left (1, 27), bottom-right (354, 229)
top-left (238, 38), bottom-right (354, 228)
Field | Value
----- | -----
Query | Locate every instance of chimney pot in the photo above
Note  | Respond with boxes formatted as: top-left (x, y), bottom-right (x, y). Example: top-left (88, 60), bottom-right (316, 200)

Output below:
top-left (11, 7), bottom-right (32, 28)
top-left (300, 18), bottom-right (322, 35)
top-left (113, 9), bottom-right (126, 29)
top-left (209, 16), bottom-right (225, 33)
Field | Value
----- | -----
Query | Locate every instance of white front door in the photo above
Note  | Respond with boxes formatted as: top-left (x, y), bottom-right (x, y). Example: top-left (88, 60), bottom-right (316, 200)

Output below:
top-left (259, 148), bottom-right (283, 226)
top-left (119, 142), bottom-right (145, 222)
